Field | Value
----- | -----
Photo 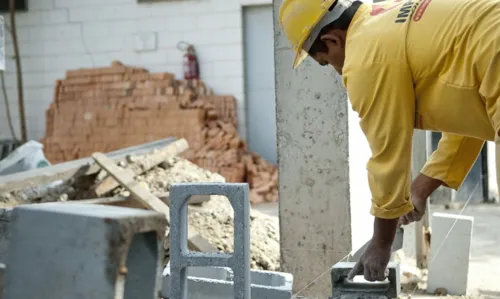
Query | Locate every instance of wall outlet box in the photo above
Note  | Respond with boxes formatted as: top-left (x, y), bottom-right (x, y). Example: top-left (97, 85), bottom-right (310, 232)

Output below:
top-left (134, 32), bottom-right (158, 53)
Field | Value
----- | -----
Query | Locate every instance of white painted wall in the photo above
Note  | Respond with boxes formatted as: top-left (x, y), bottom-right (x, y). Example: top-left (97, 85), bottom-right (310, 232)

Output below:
top-left (0, 0), bottom-right (246, 141)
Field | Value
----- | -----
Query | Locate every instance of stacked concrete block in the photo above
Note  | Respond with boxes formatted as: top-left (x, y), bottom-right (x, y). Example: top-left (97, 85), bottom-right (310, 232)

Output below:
top-left (331, 262), bottom-right (400, 299)
top-left (162, 264), bottom-right (293, 299)
top-left (427, 212), bottom-right (474, 295)
top-left (3, 203), bottom-right (167, 299)
top-left (169, 183), bottom-right (251, 299)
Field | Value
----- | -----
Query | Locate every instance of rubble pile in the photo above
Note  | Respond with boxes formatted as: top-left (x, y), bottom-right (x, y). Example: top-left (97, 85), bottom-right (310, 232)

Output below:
top-left (41, 61), bottom-right (277, 204)
top-left (0, 151), bottom-right (280, 271)
top-left (189, 196), bottom-right (280, 271)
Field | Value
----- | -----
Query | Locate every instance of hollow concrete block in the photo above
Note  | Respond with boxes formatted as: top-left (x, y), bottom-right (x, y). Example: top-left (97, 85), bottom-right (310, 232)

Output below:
top-left (162, 264), bottom-right (293, 299)
top-left (3, 203), bottom-right (167, 299)
top-left (331, 262), bottom-right (400, 299)
top-left (169, 183), bottom-right (251, 299)
top-left (427, 212), bottom-right (474, 296)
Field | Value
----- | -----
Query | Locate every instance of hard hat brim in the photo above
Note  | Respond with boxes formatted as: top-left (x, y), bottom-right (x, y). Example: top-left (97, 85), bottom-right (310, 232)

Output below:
top-left (292, 49), bottom-right (308, 69)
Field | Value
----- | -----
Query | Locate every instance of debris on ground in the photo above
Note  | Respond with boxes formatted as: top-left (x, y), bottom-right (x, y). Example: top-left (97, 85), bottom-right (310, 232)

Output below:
top-left (0, 142), bottom-right (280, 271)
top-left (189, 196), bottom-right (280, 271)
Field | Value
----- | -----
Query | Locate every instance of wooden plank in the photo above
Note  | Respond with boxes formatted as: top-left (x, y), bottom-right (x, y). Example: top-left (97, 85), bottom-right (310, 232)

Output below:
top-left (92, 152), bottom-right (171, 221)
top-left (92, 152), bottom-right (218, 252)
top-left (0, 138), bottom-right (177, 193)
top-left (95, 139), bottom-right (188, 196)
top-left (66, 197), bottom-right (146, 210)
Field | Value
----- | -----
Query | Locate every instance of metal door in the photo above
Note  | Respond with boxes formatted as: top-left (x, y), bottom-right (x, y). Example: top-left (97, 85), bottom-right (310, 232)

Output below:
top-left (243, 5), bottom-right (277, 164)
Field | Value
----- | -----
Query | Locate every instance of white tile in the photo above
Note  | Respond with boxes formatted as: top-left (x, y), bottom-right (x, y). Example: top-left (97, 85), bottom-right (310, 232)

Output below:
top-left (157, 31), bottom-right (184, 49)
top-left (15, 10), bottom-right (68, 27)
top-left (44, 39), bottom-right (87, 56)
top-left (213, 60), bottom-right (243, 77)
top-left (69, 4), bottom-right (151, 22)
top-left (22, 71), bottom-right (65, 87)
top-left (83, 36), bottom-right (126, 53)
top-left (136, 51), bottom-right (168, 65)
top-left (29, 0), bottom-right (56, 10)
top-left (211, 28), bottom-right (242, 44)
top-left (55, 0), bottom-right (131, 8)
top-left (196, 44), bottom-right (243, 62)
top-left (165, 16), bottom-right (197, 32)
top-left (133, 32), bottom-right (158, 52)
top-left (82, 20), bottom-right (138, 38)
top-left (28, 23), bottom-right (82, 41)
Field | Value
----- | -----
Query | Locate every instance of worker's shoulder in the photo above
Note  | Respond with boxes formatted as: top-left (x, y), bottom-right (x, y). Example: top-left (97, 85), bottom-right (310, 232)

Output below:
top-left (345, 1), bottom-right (411, 67)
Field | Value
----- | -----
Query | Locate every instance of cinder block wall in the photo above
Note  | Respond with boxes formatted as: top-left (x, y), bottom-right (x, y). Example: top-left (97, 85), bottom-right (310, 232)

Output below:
top-left (0, 0), bottom-right (246, 142)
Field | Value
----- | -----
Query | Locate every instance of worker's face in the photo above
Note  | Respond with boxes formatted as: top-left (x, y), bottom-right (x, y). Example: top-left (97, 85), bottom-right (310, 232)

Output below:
top-left (310, 31), bottom-right (346, 74)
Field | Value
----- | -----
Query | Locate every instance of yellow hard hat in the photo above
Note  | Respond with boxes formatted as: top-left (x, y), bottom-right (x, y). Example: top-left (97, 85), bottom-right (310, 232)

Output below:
top-left (279, 0), bottom-right (353, 69)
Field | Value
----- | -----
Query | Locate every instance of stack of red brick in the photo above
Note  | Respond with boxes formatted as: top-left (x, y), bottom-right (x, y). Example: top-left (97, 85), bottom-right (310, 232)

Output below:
top-left (42, 61), bottom-right (277, 204)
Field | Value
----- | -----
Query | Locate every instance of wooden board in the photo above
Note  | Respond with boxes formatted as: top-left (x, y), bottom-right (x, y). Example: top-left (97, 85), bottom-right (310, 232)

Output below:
top-left (91, 152), bottom-right (217, 253)
top-left (95, 139), bottom-right (188, 196)
top-left (66, 197), bottom-right (146, 210)
top-left (92, 152), bottom-right (171, 221)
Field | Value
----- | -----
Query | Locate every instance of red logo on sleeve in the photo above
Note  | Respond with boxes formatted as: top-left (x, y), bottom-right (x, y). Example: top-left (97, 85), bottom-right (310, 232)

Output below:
top-left (413, 0), bottom-right (432, 21)
top-left (370, 1), bottom-right (403, 16)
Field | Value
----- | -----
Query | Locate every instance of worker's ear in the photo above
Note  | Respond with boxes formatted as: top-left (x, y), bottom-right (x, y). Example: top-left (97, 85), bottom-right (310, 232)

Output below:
top-left (320, 32), bottom-right (345, 49)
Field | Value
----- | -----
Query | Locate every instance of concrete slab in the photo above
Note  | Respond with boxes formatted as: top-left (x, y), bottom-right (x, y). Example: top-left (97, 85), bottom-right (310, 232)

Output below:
top-left (427, 212), bottom-right (474, 296)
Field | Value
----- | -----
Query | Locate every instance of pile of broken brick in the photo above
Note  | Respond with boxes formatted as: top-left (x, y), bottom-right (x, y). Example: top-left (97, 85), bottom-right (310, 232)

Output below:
top-left (42, 61), bottom-right (277, 204)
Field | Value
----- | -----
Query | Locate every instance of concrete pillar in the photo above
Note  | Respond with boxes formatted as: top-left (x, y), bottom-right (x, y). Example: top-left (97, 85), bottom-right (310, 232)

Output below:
top-left (273, 2), bottom-right (352, 297)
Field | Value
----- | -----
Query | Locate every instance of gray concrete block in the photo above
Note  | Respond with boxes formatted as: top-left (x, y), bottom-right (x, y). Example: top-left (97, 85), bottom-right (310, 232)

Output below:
top-left (3, 203), bottom-right (167, 299)
top-left (0, 263), bottom-right (5, 299)
top-left (427, 212), bottom-right (474, 296)
top-left (169, 183), bottom-right (251, 299)
top-left (331, 262), bottom-right (400, 299)
top-left (0, 209), bottom-right (12, 264)
top-left (162, 264), bottom-right (293, 299)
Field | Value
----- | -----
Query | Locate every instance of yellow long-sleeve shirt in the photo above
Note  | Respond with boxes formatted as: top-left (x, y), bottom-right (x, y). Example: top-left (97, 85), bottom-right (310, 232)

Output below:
top-left (343, 0), bottom-right (500, 218)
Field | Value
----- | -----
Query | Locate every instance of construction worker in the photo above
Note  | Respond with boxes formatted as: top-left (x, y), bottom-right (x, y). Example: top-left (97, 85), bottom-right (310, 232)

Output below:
top-left (279, 0), bottom-right (500, 282)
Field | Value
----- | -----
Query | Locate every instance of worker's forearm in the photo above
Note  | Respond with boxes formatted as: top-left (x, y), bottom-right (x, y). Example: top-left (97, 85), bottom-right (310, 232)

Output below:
top-left (371, 217), bottom-right (400, 249)
top-left (412, 173), bottom-right (444, 199)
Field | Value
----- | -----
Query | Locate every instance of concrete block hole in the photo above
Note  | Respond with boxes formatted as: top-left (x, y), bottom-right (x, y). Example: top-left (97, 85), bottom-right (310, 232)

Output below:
top-left (186, 195), bottom-right (234, 251)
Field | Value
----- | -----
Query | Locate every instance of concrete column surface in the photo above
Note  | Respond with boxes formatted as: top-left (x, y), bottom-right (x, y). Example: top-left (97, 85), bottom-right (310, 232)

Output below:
top-left (273, 1), bottom-right (352, 297)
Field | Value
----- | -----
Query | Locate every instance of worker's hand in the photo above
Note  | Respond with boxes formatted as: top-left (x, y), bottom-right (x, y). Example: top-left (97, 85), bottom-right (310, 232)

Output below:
top-left (398, 194), bottom-right (427, 226)
top-left (347, 242), bottom-right (391, 282)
